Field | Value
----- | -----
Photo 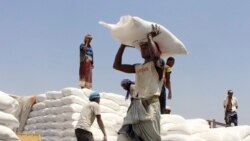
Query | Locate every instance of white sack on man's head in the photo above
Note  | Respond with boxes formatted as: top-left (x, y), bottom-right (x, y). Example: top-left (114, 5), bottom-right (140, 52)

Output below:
top-left (99, 15), bottom-right (188, 56)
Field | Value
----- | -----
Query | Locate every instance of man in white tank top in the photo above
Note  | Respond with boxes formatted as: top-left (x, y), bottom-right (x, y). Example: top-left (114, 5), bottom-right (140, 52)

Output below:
top-left (114, 25), bottom-right (164, 141)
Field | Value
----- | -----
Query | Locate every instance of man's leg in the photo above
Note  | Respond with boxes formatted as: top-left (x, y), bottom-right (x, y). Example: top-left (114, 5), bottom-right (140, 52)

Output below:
top-left (232, 113), bottom-right (238, 126)
top-left (225, 111), bottom-right (231, 126)
top-left (159, 86), bottom-right (166, 114)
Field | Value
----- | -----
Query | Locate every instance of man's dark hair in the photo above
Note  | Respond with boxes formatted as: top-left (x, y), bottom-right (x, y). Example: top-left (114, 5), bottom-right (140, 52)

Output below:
top-left (167, 57), bottom-right (175, 62)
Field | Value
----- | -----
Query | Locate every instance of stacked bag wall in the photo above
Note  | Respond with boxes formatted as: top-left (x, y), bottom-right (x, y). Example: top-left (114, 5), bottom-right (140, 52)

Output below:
top-left (0, 91), bottom-right (20, 141)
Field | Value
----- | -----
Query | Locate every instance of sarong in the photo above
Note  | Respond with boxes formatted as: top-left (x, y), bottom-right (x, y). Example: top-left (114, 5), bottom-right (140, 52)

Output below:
top-left (118, 98), bottom-right (161, 141)
top-left (79, 58), bottom-right (92, 89)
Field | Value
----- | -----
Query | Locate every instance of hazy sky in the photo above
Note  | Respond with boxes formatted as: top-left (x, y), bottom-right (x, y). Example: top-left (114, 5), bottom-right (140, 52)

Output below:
top-left (1, 1), bottom-right (250, 125)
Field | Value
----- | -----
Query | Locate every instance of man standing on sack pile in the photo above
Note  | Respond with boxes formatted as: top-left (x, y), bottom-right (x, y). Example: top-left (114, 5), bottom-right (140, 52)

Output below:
top-left (113, 25), bottom-right (164, 141)
top-left (223, 89), bottom-right (238, 126)
top-left (79, 34), bottom-right (94, 89)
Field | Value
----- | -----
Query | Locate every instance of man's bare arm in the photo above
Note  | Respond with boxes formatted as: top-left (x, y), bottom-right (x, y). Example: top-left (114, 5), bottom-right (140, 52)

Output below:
top-left (113, 44), bottom-right (135, 73)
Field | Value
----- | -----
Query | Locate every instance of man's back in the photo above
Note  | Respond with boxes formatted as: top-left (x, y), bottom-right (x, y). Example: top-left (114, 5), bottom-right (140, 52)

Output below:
top-left (76, 102), bottom-right (100, 131)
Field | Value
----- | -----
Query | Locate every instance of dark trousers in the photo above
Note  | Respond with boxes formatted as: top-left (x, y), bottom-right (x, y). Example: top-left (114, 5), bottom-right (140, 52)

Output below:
top-left (225, 111), bottom-right (238, 126)
top-left (75, 128), bottom-right (94, 141)
top-left (159, 86), bottom-right (166, 114)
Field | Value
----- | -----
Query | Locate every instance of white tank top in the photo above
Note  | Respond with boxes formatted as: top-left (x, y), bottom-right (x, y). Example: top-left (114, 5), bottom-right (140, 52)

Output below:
top-left (135, 61), bottom-right (164, 98)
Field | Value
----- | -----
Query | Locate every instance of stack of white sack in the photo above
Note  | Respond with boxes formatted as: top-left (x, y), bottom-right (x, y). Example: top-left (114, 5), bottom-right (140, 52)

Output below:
top-left (194, 126), bottom-right (250, 141)
top-left (0, 91), bottom-right (20, 141)
top-left (22, 87), bottom-right (250, 141)
top-left (160, 114), bottom-right (250, 141)
top-left (23, 88), bottom-right (129, 141)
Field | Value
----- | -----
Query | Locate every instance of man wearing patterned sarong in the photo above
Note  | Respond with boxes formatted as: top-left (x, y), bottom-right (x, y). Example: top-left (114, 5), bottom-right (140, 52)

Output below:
top-left (114, 25), bottom-right (164, 141)
top-left (79, 34), bottom-right (94, 89)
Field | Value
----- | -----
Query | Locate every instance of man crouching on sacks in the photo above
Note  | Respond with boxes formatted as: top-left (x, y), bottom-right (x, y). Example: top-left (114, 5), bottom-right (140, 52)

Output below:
top-left (113, 25), bottom-right (164, 141)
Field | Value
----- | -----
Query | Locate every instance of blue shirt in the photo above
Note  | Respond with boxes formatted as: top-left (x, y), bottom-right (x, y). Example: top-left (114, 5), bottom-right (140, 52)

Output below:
top-left (80, 43), bottom-right (94, 64)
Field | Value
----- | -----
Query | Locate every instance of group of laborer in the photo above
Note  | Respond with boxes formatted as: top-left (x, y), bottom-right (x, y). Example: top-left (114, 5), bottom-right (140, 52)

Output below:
top-left (76, 25), bottom-right (173, 141)
top-left (75, 24), bottom-right (239, 141)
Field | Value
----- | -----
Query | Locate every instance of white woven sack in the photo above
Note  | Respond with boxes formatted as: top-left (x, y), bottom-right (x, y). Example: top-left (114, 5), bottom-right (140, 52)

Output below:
top-left (62, 128), bottom-right (75, 137)
top-left (224, 126), bottom-right (250, 140)
top-left (161, 114), bottom-right (186, 125)
top-left (61, 136), bottom-right (77, 141)
top-left (99, 15), bottom-right (187, 56)
top-left (100, 99), bottom-right (120, 111)
top-left (0, 111), bottom-right (19, 129)
top-left (63, 120), bottom-right (78, 129)
top-left (101, 92), bottom-right (129, 106)
top-left (46, 91), bottom-right (62, 99)
top-left (62, 112), bottom-right (80, 121)
top-left (0, 91), bottom-right (19, 113)
top-left (0, 125), bottom-right (20, 141)
top-left (243, 135), bottom-right (250, 141)
top-left (161, 134), bottom-right (206, 141)
top-left (32, 102), bottom-right (46, 111)
top-left (36, 94), bottom-right (47, 103)
top-left (61, 95), bottom-right (87, 105)
top-left (167, 122), bottom-right (210, 135)
top-left (62, 104), bottom-right (83, 113)
top-left (61, 87), bottom-right (87, 99)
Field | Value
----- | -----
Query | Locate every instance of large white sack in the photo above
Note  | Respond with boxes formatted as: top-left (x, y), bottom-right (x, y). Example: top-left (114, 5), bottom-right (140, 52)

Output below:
top-left (0, 91), bottom-right (19, 113)
top-left (36, 94), bottom-right (47, 103)
top-left (161, 134), bottom-right (206, 141)
top-left (51, 99), bottom-right (63, 107)
top-left (63, 120), bottom-right (78, 129)
top-left (0, 111), bottom-right (19, 129)
top-left (32, 102), bottom-right (46, 111)
top-left (199, 127), bottom-right (241, 141)
top-left (61, 136), bottom-right (77, 141)
top-left (101, 92), bottom-right (129, 106)
top-left (62, 104), bottom-right (83, 113)
top-left (160, 114), bottom-right (186, 125)
top-left (243, 135), bottom-right (250, 141)
top-left (195, 130), bottom-right (223, 141)
top-left (51, 122), bottom-right (64, 129)
top-left (44, 100), bottom-right (54, 108)
top-left (223, 126), bottom-right (250, 140)
top-left (0, 125), bottom-right (20, 141)
top-left (101, 113), bottom-right (124, 125)
top-left (167, 122), bottom-right (210, 135)
top-left (62, 128), bottom-right (75, 137)
top-left (100, 105), bottom-right (117, 114)
top-left (99, 15), bottom-right (187, 56)
top-left (161, 123), bottom-right (176, 136)
top-left (100, 99), bottom-right (120, 111)
top-left (62, 112), bottom-right (80, 121)
top-left (186, 118), bottom-right (209, 125)
top-left (46, 91), bottom-right (62, 99)
top-left (61, 95), bottom-right (87, 105)
top-left (62, 87), bottom-right (88, 100)
top-left (50, 129), bottom-right (64, 137)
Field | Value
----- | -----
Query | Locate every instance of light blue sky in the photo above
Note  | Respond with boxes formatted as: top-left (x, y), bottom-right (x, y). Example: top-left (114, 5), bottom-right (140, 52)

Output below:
top-left (1, 1), bottom-right (250, 124)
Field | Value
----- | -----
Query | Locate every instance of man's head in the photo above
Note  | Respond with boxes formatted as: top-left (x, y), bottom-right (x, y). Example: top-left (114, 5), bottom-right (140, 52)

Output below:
top-left (89, 91), bottom-right (100, 103)
top-left (227, 90), bottom-right (233, 98)
top-left (139, 42), bottom-right (150, 59)
top-left (166, 57), bottom-right (175, 67)
top-left (121, 79), bottom-right (132, 91)
top-left (84, 34), bottom-right (93, 44)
